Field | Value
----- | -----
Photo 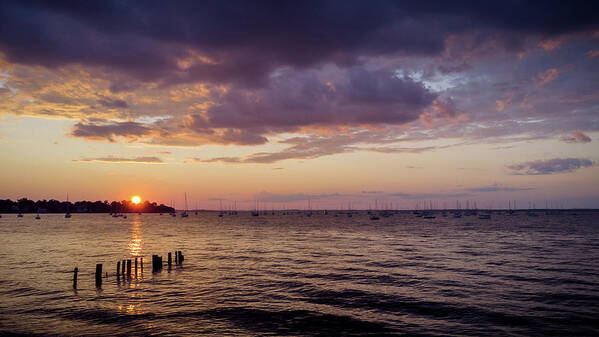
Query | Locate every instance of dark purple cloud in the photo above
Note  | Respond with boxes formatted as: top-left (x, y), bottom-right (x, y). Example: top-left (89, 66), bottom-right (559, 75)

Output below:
top-left (508, 158), bottom-right (595, 175)
top-left (203, 68), bottom-right (435, 132)
top-left (1, 1), bottom-right (597, 87)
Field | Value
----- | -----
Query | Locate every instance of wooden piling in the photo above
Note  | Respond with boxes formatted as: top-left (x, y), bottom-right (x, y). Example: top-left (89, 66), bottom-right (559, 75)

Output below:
top-left (73, 267), bottom-right (78, 288)
top-left (140, 257), bottom-right (143, 272)
top-left (175, 251), bottom-right (178, 264)
top-left (116, 261), bottom-right (121, 276)
top-left (121, 259), bottom-right (125, 275)
top-left (135, 258), bottom-right (138, 276)
top-left (126, 259), bottom-right (131, 276)
top-left (168, 252), bottom-right (172, 267)
top-left (153, 254), bottom-right (163, 272)
top-left (95, 264), bottom-right (102, 287)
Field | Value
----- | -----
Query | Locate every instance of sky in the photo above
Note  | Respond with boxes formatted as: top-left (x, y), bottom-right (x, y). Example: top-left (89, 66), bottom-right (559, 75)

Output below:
top-left (0, 1), bottom-right (598, 209)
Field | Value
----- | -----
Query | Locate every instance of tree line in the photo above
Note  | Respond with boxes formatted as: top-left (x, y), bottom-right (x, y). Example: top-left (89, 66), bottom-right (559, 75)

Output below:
top-left (0, 198), bottom-right (175, 213)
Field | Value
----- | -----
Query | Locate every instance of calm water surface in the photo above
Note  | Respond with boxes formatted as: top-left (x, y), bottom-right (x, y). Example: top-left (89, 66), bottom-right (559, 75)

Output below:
top-left (0, 212), bottom-right (598, 336)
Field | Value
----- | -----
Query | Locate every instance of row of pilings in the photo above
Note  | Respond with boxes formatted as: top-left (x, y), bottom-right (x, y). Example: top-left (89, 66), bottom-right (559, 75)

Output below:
top-left (72, 250), bottom-right (185, 288)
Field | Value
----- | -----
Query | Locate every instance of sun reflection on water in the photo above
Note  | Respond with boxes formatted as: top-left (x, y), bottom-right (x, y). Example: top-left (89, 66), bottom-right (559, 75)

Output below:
top-left (128, 216), bottom-right (143, 258)
top-left (117, 303), bottom-right (144, 315)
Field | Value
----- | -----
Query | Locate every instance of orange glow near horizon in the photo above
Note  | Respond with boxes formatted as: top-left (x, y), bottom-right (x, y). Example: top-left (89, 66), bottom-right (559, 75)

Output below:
top-left (131, 195), bottom-right (141, 204)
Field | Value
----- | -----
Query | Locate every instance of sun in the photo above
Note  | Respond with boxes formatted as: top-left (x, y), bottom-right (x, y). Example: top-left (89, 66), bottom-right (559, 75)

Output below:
top-left (131, 195), bottom-right (141, 205)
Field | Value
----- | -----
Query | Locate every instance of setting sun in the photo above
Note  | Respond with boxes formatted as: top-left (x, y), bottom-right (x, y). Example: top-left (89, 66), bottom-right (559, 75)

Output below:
top-left (131, 196), bottom-right (141, 204)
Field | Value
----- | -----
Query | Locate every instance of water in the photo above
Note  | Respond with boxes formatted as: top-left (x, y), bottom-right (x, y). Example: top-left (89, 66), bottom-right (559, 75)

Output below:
top-left (0, 212), bottom-right (598, 336)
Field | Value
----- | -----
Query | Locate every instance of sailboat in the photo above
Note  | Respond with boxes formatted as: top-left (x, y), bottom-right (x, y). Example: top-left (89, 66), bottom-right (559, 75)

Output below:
top-left (218, 200), bottom-right (224, 217)
top-left (181, 193), bottom-right (189, 217)
top-left (35, 209), bottom-right (41, 220)
top-left (370, 200), bottom-right (380, 220)
top-left (170, 200), bottom-right (177, 217)
top-left (251, 199), bottom-right (259, 216)
top-left (65, 193), bottom-right (72, 218)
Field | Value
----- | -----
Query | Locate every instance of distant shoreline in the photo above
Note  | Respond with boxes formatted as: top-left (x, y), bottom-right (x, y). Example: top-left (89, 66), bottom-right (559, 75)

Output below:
top-left (0, 198), bottom-right (174, 214)
top-left (1, 209), bottom-right (597, 214)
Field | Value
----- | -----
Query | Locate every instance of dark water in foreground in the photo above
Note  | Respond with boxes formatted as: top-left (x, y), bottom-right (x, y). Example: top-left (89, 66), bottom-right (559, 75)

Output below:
top-left (0, 212), bottom-right (598, 336)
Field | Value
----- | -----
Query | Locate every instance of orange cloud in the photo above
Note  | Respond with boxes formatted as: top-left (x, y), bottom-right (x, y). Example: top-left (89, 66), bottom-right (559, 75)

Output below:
top-left (495, 100), bottom-right (506, 112)
top-left (538, 38), bottom-right (563, 51)
top-left (536, 68), bottom-right (560, 87)
top-left (587, 50), bottom-right (599, 58)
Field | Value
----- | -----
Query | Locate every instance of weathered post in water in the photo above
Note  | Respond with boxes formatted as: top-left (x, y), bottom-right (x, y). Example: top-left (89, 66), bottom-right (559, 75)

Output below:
top-left (140, 257), bottom-right (143, 272)
top-left (116, 261), bottom-right (121, 276)
top-left (152, 254), bottom-right (163, 272)
top-left (135, 258), bottom-right (138, 276)
top-left (168, 252), bottom-right (172, 267)
top-left (95, 264), bottom-right (102, 287)
top-left (174, 251), bottom-right (178, 264)
top-left (73, 267), bottom-right (78, 288)
top-left (121, 259), bottom-right (125, 275)
top-left (126, 259), bottom-right (132, 276)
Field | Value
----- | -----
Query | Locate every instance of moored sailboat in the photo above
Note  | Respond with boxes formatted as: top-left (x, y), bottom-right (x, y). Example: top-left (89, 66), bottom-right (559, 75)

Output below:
top-left (181, 193), bottom-right (189, 217)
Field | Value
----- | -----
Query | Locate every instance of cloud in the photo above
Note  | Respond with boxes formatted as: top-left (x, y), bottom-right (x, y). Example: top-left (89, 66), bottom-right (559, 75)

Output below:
top-left (507, 158), bottom-right (594, 175)
top-left (97, 97), bottom-right (128, 108)
top-left (193, 130), bottom-right (462, 164)
top-left (390, 192), bottom-right (473, 199)
top-left (71, 121), bottom-right (152, 142)
top-left (587, 50), bottom-right (599, 58)
top-left (193, 157), bottom-right (242, 164)
top-left (536, 68), bottom-right (560, 87)
top-left (73, 156), bottom-right (164, 164)
top-left (560, 130), bottom-right (592, 143)
top-left (0, 1), bottom-right (598, 166)
top-left (2, 1), bottom-right (596, 87)
top-left (254, 191), bottom-right (344, 203)
top-left (193, 134), bottom-right (358, 164)
top-left (467, 185), bottom-right (533, 192)
top-left (538, 38), bottom-right (564, 51)
top-left (203, 67), bottom-right (436, 135)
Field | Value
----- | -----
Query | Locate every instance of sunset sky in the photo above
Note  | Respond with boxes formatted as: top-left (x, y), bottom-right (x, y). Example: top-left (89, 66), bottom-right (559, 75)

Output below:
top-left (1, 1), bottom-right (598, 209)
